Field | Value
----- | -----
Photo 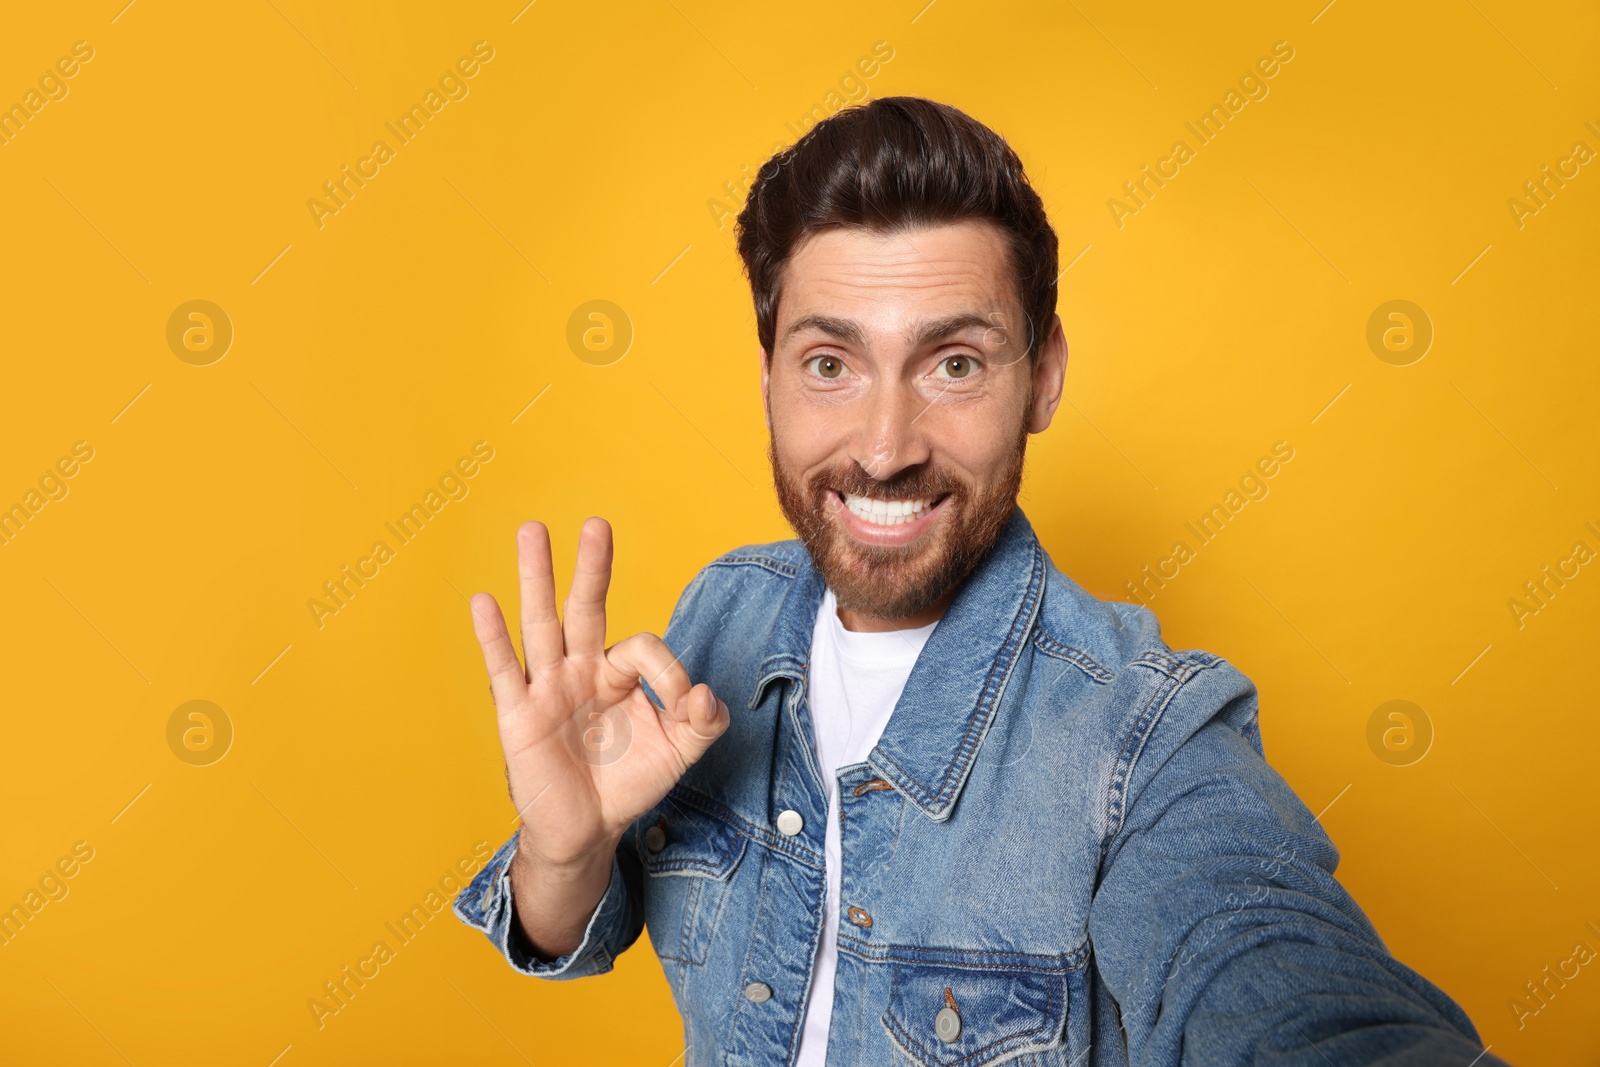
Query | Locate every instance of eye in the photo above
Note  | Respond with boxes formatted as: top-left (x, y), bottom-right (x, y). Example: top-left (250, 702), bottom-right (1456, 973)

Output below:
top-left (805, 354), bottom-right (847, 379)
top-left (932, 355), bottom-right (977, 379)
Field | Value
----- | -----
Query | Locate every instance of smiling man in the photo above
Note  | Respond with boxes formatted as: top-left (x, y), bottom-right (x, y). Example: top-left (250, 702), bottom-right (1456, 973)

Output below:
top-left (455, 97), bottom-right (1501, 1066)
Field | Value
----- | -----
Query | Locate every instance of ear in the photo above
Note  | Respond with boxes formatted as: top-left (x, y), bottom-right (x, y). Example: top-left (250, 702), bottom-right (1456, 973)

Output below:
top-left (759, 346), bottom-right (772, 432)
top-left (1027, 315), bottom-right (1067, 434)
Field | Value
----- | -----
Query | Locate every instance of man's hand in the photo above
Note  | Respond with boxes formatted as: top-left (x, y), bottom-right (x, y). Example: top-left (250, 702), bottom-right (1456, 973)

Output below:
top-left (469, 517), bottom-right (729, 874)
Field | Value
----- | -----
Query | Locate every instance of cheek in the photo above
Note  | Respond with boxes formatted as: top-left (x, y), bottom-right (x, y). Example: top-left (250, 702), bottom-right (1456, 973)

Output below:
top-left (921, 398), bottom-right (1019, 474)
top-left (770, 380), bottom-right (851, 451)
top-left (771, 408), bottom-right (841, 475)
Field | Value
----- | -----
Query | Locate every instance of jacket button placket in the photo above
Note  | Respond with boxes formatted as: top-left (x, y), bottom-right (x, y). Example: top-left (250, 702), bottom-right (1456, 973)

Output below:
top-left (723, 678), bottom-right (828, 1066)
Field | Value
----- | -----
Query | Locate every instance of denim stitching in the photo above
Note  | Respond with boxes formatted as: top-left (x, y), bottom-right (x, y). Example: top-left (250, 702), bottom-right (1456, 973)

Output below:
top-left (932, 544), bottom-right (1046, 806)
top-left (665, 876), bottom-right (700, 963)
top-left (691, 867), bottom-right (738, 967)
top-left (727, 844), bottom-right (776, 1053)
top-left (592, 942), bottom-right (615, 975)
top-left (1031, 631), bottom-right (1115, 684)
top-left (707, 553), bottom-right (798, 579)
top-left (784, 851), bottom-right (832, 1066)
top-left (1102, 656), bottom-right (1221, 846)
top-left (878, 543), bottom-right (1045, 815)
top-left (881, 961), bottom-right (1065, 1066)
top-left (668, 783), bottom-right (826, 872)
top-left (837, 935), bottom-right (1091, 972)
top-left (642, 848), bottom-right (746, 877)
top-left (1103, 668), bottom-right (1185, 839)
top-left (749, 658), bottom-right (805, 712)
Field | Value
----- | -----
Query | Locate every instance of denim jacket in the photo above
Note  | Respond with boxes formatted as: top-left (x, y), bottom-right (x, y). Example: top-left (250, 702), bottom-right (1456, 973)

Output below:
top-left (455, 506), bottom-right (1496, 1066)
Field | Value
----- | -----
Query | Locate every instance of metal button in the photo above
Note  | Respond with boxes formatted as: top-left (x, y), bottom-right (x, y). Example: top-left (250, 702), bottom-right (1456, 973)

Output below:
top-left (743, 981), bottom-right (772, 1003)
top-left (775, 809), bottom-right (804, 836)
top-left (935, 1006), bottom-right (961, 1042)
top-left (846, 905), bottom-right (873, 927)
top-left (643, 824), bottom-right (666, 852)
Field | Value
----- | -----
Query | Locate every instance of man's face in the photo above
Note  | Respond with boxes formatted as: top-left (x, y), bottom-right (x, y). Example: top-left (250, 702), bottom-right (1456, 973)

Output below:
top-left (761, 219), bottom-right (1066, 623)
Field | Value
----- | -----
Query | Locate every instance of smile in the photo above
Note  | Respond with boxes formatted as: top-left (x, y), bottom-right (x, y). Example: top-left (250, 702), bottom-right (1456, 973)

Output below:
top-left (827, 489), bottom-right (953, 546)
top-left (841, 492), bottom-right (941, 526)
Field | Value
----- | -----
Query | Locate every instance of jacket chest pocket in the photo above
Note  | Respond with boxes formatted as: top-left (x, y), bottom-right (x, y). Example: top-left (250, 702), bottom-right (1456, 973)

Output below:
top-left (637, 798), bottom-right (749, 966)
top-left (877, 949), bottom-right (1083, 1067)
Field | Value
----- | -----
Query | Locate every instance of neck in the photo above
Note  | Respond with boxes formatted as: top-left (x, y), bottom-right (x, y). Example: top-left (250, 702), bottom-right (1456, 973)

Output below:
top-left (834, 586), bottom-right (956, 633)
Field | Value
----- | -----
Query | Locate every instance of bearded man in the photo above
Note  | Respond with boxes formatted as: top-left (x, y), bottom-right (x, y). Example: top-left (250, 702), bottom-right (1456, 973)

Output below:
top-left (454, 96), bottom-right (1499, 1067)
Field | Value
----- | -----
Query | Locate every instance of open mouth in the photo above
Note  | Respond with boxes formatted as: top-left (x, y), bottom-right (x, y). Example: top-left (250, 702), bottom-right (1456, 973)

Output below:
top-left (832, 490), bottom-right (951, 528)
top-left (825, 489), bottom-right (947, 547)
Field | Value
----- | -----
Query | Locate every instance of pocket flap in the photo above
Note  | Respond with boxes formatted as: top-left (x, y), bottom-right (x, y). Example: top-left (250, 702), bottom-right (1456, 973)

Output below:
top-left (637, 791), bottom-right (748, 879)
top-left (882, 953), bottom-right (1069, 1066)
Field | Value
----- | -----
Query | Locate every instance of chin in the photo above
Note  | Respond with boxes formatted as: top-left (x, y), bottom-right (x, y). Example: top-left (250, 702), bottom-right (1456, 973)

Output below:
top-left (827, 554), bottom-right (950, 619)
top-left (815, 501), bottom-right (964, 619)
top-left (768, 427), bottom-right (1028, 624)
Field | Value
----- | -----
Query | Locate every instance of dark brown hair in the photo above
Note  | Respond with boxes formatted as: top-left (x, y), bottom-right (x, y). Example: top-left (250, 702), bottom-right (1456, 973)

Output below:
top-left (735, 96), bottom-right (1059, 363)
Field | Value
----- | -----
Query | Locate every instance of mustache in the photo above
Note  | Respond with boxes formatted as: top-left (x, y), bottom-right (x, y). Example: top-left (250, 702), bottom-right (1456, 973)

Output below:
top-left (806, 465), bottom-right (961, 503)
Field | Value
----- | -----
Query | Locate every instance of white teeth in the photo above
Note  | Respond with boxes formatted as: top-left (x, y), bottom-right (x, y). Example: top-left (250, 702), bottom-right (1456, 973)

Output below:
top-left (841, 493), bottom-right (936, 526)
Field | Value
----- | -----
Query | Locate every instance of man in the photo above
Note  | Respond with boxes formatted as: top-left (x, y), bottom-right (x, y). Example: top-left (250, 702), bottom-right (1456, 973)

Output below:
top-left (455, 97), bottom-right (1501, 1066)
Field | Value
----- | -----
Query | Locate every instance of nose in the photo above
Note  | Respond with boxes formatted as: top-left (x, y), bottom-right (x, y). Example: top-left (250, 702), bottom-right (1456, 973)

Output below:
top-left (849, 376), bottom-right (931, 482)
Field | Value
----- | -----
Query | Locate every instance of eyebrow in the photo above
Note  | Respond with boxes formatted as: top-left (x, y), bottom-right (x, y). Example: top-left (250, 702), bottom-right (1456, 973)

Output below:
top-left (780, 311), bottom-right (995, 350)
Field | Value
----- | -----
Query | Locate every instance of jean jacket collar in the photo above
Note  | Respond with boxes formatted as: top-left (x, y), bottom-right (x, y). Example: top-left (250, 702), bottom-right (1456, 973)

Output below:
top-left (746, 504), bottom-right (1047, 823)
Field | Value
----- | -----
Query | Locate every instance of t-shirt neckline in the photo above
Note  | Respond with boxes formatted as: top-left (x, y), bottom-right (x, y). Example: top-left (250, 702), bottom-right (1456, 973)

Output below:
top-left (820, 586), bottom-right (938, 665)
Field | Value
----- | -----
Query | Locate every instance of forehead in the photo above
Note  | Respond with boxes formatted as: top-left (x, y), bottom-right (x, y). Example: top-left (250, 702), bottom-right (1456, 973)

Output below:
top-left (775, 220), bottom-right (1018, 343)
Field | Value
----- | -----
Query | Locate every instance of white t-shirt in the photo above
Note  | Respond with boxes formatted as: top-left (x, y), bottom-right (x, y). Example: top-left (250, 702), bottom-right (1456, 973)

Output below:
top-left (795, 585), bottom-right (938, 1066)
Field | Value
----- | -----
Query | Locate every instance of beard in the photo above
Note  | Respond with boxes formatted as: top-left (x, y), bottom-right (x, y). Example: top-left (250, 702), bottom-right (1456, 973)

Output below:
top-left (769, 417), bottom-right (1029, 621)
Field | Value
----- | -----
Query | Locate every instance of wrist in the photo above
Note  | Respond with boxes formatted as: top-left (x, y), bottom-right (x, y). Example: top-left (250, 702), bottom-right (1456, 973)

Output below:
top-left (513, 826), bottom-right (620, 880)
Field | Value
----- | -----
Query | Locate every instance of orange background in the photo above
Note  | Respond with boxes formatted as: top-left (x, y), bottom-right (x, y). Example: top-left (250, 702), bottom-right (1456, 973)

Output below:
top-left (1, 1), bottom-right (1596, 1063)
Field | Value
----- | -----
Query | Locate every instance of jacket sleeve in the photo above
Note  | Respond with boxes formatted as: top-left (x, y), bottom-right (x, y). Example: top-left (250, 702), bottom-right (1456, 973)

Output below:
top-left (1088, 656), bottom-right (1506, 1066)
top-left (452, 825), bottom-right (645, 979)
